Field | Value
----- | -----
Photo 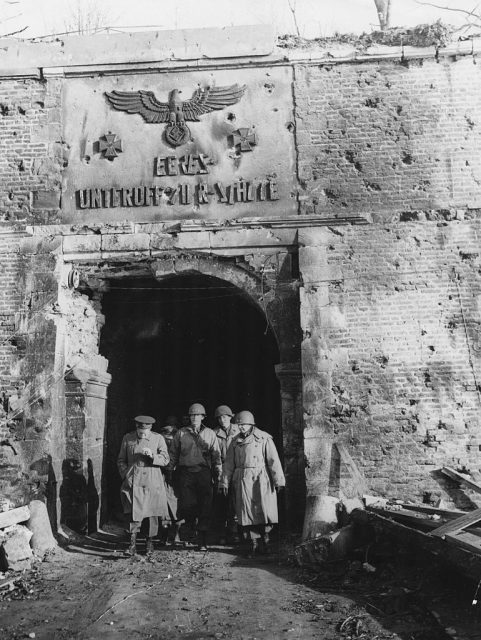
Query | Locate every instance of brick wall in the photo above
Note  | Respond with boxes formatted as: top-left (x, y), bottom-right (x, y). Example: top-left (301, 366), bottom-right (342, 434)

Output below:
top-left (293, 52), bottom-right (481, 531)
top-left (3, 41), bottom-right (481, 525)
top-left (0, 76), bottom-right (63, 223)
top-left (294, 56), bottom-right (481, 218)
top-left (300, 220), bottom-right (481, 515)
top-left (0, 231), bottom-right (24, 505)
top-left (0, 74), bottom-right (63, 506)
top-left (0, 233), bottom-right (60, 507)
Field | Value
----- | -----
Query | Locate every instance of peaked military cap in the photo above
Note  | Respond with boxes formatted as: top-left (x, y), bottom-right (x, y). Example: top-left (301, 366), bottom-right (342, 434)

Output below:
top-left (134, 415), bottom-right (156, 425)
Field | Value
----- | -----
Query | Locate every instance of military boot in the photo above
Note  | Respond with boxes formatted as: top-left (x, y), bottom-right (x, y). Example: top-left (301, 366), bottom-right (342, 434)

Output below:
top-left (246, 538), bottom-right (258, 558)
top-left (158, 526), bottom-right (169, 546)
top-left (259, 533), bottom-right (270, 555)
top-left (146, 537), bottom-right (155, 556)
top-left (198, 531), bottom-right (208, 552)
top-left (127, 532), bottom-right (137, 556)
top-left (172, 521), bottom-right (182, 545)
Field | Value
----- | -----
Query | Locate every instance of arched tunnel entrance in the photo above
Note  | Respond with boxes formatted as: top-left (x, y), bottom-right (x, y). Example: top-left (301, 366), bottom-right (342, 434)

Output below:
top-left (99, 272), bottom-right (281, 521)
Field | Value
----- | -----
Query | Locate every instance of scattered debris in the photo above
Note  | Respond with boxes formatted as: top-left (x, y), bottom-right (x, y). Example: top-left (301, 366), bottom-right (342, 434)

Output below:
top-left (277, 21), bottom-right (457, 51)
top-left (295, 524), bottom-right (358, 566)
top-left (0, 573), bottom-right (38, 601)
top-left (338, 612), bottom-right (367, 635)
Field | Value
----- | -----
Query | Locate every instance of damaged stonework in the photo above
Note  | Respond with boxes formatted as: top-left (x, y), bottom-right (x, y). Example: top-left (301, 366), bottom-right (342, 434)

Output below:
top-left (4, 26), bottom-right (481, 537)
top-left (0, 233), bottom-right (61, 514)
top-left (58, 222), bottom-right (304, 529)
top-left (50, 261), bottom-right (110, 534)
top-left (0, 76), bottom-right (63, 224)
top-left (0, 231), bottom-right (110, 533)
top-left (300, 221), bottom-right (481, 536)
top-left (293, 54), bottom-right (481, 220)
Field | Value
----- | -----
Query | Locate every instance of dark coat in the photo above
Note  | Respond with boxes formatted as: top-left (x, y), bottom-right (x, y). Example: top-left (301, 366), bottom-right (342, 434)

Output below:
top-left (168, 425), bottom-right (222, 479)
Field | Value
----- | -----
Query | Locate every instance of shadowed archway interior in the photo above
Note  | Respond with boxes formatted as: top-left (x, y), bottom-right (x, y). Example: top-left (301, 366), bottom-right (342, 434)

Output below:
top-left (99, 273), bottom-right (281, 520)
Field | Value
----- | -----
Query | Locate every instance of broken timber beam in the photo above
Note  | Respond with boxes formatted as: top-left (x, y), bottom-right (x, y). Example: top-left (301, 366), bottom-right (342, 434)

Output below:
top-left (444, 531), bottom-right (481, 555)
top-left (352, 508), bottom-right (481, 583)
top-left (440, 466), bottom-right (481, 495)
top-left (399, 503), bottom-right (464, 519)
top-left (431, 507), bottom-right (481, 538)
top-left (0, 505), bottom-right (30, 529)
top-left (367, 505), bottom-right (448, 532)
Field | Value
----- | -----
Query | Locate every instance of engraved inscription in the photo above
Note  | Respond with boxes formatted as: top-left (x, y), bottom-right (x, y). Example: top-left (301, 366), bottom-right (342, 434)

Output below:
top-left (76, 179), bottom-right (279, 209)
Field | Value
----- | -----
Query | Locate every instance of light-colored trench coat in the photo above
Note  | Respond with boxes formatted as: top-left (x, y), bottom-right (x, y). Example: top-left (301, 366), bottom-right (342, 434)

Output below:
top-left (117, 430), bottom-right (170, 522)
top-left (220, 427), bottom-right (285, 527)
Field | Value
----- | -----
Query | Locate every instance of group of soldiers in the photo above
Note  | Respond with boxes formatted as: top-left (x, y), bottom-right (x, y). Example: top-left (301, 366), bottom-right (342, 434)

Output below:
top-left (117, 403), bottom-right (285, 556)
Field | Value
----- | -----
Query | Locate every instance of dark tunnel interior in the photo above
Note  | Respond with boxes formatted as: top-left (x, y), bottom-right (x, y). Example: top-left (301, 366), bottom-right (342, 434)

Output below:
top-left (99, 273), bottom-right (281, 519)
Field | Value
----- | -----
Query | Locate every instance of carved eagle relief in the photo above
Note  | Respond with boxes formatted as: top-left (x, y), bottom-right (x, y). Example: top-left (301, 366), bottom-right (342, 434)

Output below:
top-left (105, 84), bottom-right (247, 148)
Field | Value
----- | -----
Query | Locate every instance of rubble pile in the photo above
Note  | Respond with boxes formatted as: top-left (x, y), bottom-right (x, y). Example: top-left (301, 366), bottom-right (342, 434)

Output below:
top-left (0, 500), bottom-right (56, 575)
top-left (0, 504), bottom-right (33, 572)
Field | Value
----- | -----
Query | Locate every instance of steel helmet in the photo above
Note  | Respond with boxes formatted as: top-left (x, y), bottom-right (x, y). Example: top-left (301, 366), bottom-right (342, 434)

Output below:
top-left (235, 410), bottom-right (255, 425)
top-left (188, 403), bottom-right (206, 416)
top-left (214, 405), bottom-right (233, 418)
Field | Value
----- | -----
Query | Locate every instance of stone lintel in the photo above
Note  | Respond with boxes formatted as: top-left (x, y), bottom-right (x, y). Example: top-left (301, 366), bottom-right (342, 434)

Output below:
top-left (101, 233), bottom-right (150, 253)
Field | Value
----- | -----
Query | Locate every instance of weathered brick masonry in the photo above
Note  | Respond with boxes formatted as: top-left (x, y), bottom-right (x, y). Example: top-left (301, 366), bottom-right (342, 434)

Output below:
top-left (300, 222), bottom-right (481, 523)
top-left (1, 29), bottom-right (481, 536)
top-left (0, 75), bottom-right (63, 508)
top-left (295, 55), bottom-right (481, 217)
top-left (295, 50), bottom-right (481, 531)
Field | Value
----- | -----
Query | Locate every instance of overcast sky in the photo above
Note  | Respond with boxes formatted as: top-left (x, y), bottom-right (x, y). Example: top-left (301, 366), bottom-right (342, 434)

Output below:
top-left (3, 0), bottom-right (480, 40)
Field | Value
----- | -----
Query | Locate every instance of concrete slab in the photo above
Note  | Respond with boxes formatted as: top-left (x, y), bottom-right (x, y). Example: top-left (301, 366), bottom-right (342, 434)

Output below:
top-left (0, 25), bottom-right (276, 71)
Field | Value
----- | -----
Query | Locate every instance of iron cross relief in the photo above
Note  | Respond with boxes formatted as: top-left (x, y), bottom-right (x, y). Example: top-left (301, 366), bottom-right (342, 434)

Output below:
top-left (232, 127), bottom-right (258, 152)
top-left (99, 133), bottom-right (123, 160)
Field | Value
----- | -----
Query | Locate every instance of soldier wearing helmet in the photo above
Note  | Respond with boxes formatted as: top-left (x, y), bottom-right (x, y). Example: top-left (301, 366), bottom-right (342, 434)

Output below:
top-left (212, 404), bottom-right (240, 545)
top-left (213, 405), bottom-right (239, 462)
top-left (219, 410), bottom-right (285, 556)
top-left (168, 402), bottom-right (222, 551)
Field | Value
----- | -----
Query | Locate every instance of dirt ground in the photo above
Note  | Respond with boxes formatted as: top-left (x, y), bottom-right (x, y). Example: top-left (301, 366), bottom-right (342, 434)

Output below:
top-left (1, 529), bottom-right (480, 640)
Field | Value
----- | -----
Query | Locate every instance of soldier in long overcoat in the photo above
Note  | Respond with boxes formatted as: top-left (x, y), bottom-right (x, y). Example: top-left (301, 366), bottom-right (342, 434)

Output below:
top-left (117, 415), bottom-right (170, 556)
top-left (212, 404), bottom-right (239, 544)
top-left (220, 410), bottom-right (285, 556)
top-left (158, 415), bottom-right (182, 544)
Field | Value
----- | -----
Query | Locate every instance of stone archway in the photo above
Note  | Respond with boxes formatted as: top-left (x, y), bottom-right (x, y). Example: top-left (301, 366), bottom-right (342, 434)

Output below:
top-left (99, 271), bottom-right (281, 521)
top-left (60, 249), bottom-right (304, 532)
